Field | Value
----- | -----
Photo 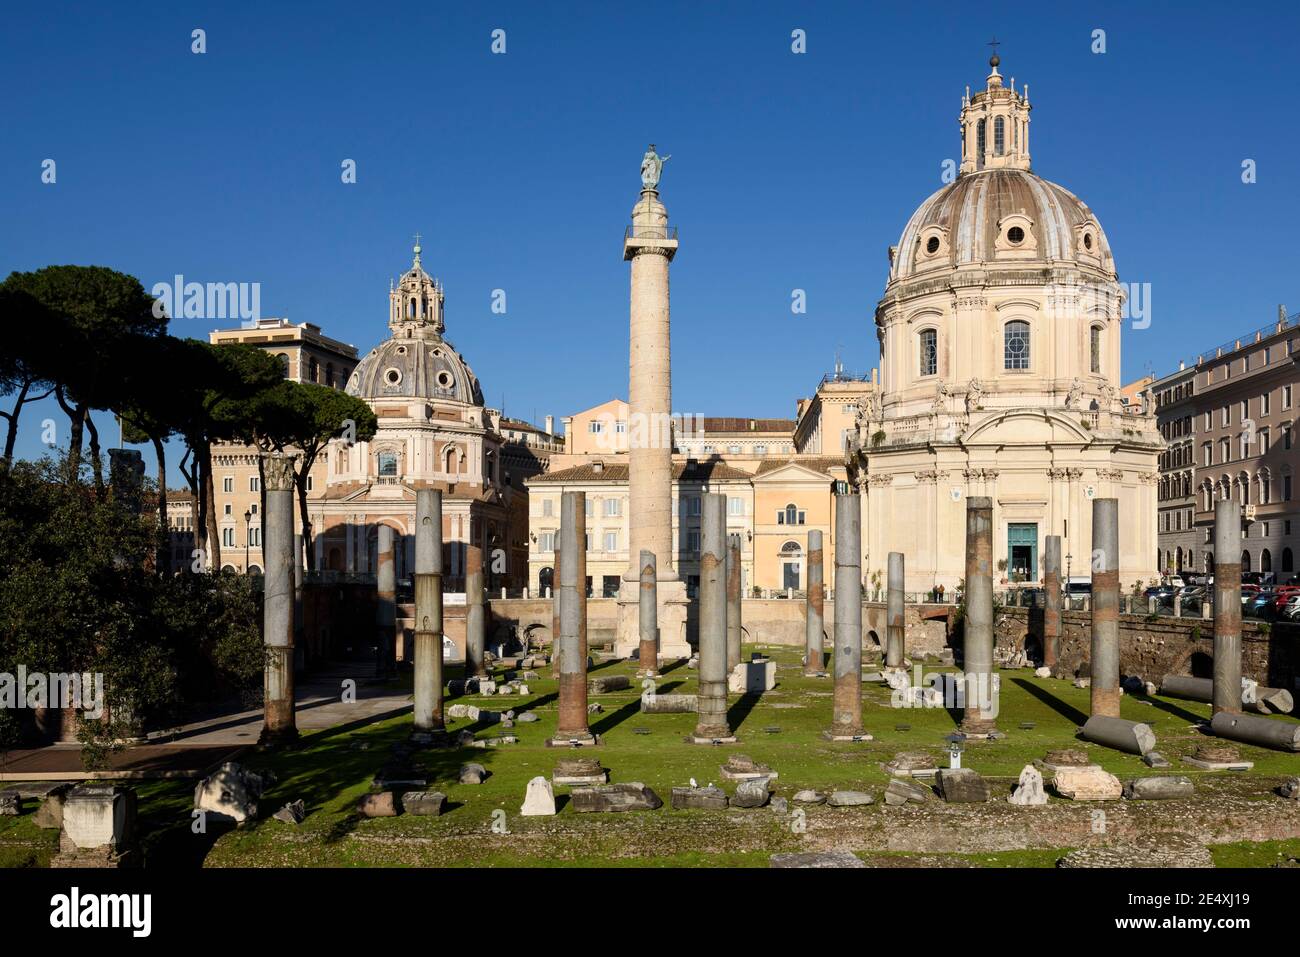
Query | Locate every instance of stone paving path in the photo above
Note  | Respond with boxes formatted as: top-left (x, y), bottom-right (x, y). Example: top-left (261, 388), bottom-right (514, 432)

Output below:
top-left (0, 663), bottom-right (412, 781)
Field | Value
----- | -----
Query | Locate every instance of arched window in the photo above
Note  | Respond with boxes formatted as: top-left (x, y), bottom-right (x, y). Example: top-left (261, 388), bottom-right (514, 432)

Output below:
top-left (1204, 552), bottom-right (1214, 572)
top-left (1242, 550), bottom-right (1252, 573)
top-left (1090, 326), bottom-right (1102, 374)
top-left (308, 356), bottom-right (318, 383)
top-left (976, 120), bottom-right (986, 168)
top-left (1262, 548), bottom-right (1273, 572)
top-left (993, 116), bottom-right (1005, 155)
top-left (277, 353), bottom-right (290, 378)
top-left (785, 504), bottom-right (798, 526)
top-left (919, 329), bottom-right (937, 376)
top-left (1004, 320), bottom-right (1030, 370)
top-left (1283, 548), bottom-right (1294, 573)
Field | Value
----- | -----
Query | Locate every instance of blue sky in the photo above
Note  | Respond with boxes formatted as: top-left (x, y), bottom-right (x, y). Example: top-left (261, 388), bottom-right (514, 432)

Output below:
top-left (3, 1), bottom-right (1298, 484)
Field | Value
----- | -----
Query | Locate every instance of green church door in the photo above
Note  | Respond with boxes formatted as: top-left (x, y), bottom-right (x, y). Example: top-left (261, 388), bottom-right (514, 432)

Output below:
top-left (1007, 523), bottom-right (1038, 582)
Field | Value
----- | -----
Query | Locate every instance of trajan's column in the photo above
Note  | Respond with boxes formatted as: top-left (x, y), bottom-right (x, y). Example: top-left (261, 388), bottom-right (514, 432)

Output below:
top-left (616, 145), bottom-right (690, 660)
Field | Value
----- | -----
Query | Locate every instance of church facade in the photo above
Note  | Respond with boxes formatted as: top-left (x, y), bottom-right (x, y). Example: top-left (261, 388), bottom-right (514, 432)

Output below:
top-left (847, 56), bottom-right (1163, 592)
top-left (309, 242), bottom-right (536, 591)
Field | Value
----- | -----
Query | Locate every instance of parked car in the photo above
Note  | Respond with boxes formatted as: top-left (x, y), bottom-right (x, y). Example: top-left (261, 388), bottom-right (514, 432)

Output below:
top-left (1284, 595), bottom-right (1300, 620)
top-left (1245, 590), bottom-right (1279, 619)
top-left (1271, 584), bottom-right (1300, 612)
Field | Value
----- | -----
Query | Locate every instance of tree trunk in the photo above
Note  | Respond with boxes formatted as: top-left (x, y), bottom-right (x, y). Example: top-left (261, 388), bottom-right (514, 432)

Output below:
top-left (201, 443), bottom-right (221, 569)
top-left (296, 448), bottom-right (317, 572)
top-left (257, 453), bottom-right (268, 569)
top-left (153, 435), bottom-right (169, 575)
top-left (85, 414), bottom-right (105, 499)
top-left (1, 379), bottom-right (32, 468)
top-left (180, 447), bottom-right (201, 573)
top-left (56, 389), bottom-right (85, 484)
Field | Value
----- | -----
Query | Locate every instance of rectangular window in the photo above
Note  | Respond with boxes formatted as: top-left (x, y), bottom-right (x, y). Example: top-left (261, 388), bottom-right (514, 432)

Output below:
top-left (222, 476), bottom-right (233, 493)
top-left (542, 499), bottom-right (553, 517)
top-left (249, 476), bottom-right (260, 492)
top-left (687, 530), bottom-right (701, 553)
top-left (1260, 429), bottom-right (1270, 453)
top-left (1262, 392), bottom-right (1271, 415)
top-left (728, 496), bottom-right (743, 516)
top-left (1202, 443), bottom-right (1211, 468)
top-left (588, 420), bottom-right (603, 434)
top-left (1287, 476), bottom-right (1293, 501)
top-left (539, 532), bottom-right (554, 552)
top-left (1286, 386), bottom-right (1294, 410)
top-left (1220, 439), bottom-right (1230, 463)
top-left (615, 420), bottom-right (626, 434)
top-left (224, 503), bottom-right (232, 516)
top-left (1204, 411), bottom-right (1212, 430)
top-left (1286, 424), bottom-right (1294, 450)
top-left (919, 329), bottom-right (937, 376)
top-left (222, 527), bottom-right (235, 547)
top-left (604, 531), bottom-right (618, 552)
top-left (1221, 405), bottom-right (1229, 426)
top-left (688, 497), bottom-right (701, 517)
top-left (585, 498), bottom-right (593, 517)
top-left (1241, 399), bottom-right (1249, 421)
top-left (755, 445), bottom-right (767, 455)
top-left (604, 497), bottom-right (620, 517)
top-left (305, 475), bottom-right (313, 492)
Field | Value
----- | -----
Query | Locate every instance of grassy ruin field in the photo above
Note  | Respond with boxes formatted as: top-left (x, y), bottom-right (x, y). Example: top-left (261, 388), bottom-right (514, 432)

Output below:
top-left (3, 644), bottom-right (1298, 868)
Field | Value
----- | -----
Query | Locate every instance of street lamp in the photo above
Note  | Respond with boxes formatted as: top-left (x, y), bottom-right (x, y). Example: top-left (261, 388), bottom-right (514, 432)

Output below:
top-left (244, 509), bottom-right (252, 572)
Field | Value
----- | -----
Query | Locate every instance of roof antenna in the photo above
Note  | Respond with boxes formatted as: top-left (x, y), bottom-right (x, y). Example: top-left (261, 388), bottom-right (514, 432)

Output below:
top-left (834, 346), bottom-right (844, 380)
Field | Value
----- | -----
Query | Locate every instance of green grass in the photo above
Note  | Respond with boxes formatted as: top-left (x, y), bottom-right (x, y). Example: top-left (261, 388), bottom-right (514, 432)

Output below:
top-left (1209, 837), bottom-right (1300, 868)
top-left (9, 645), bottom-right (1299, 868)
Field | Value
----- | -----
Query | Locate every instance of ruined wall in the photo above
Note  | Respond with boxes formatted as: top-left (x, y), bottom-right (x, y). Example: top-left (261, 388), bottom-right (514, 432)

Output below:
top-left (484, 597), bottom-right (954, 659)
top-left (994, 607), bottom-right (1298, 689)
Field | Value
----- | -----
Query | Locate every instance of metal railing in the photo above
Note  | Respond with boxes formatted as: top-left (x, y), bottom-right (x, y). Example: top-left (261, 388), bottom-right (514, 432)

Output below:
top-left (1167, 309), bottom-right (1300, 375)
top-left (624, 224), bottom-right (678, 241)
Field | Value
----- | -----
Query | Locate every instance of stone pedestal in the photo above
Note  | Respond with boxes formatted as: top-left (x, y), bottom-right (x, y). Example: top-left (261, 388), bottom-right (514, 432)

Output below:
top-left (616, 578), bottom-right (689, 659)
top-left (53, 785), bottom-right (137, 867)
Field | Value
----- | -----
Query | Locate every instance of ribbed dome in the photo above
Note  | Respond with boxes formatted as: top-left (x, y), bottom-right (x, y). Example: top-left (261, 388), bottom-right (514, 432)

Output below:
top-left (346, 334), bottom-right (484, 405)
top-left (890, 168), bottom-right (1113, 282)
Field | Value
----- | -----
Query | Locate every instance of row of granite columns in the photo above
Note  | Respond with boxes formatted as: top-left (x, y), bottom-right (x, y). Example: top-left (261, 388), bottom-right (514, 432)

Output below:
top-left (256, 460), bottom-right (1297, 753)
top-left (1024, 496), bottom-right (1296, 752)
top-left (257, 454), bottom-right (486, 747)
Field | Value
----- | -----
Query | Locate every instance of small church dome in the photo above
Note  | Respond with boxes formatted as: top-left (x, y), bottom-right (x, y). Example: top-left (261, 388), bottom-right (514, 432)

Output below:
top-left (345, 239), bottom-right (485, 405)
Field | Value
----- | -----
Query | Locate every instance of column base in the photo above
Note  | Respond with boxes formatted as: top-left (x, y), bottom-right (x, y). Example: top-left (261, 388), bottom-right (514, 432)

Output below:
top-left (409, 728), bottom-right (454, 749)
top-left (257, 724), bottom-right (299, 748)
top-left (802, 670), bottom-right (829, 678)
top-left (958, 717), bottom-right (1001, 738)
top-left (545, 731), bottom-right (601, 748)
top-left (684, 733), bottom-right (738, 745)
top-left (822, 729), bottom-right (873, 742)
top-left (615, 578), bottom-right (689, 659)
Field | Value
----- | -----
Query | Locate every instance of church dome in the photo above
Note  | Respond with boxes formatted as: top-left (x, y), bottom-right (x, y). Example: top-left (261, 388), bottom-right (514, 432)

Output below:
top-left (890, 168), bottom-right (1115, 282)
top-left (346, 240), bottom-right (484, 405)
top-left (346, 334), bottom-right (484, 405)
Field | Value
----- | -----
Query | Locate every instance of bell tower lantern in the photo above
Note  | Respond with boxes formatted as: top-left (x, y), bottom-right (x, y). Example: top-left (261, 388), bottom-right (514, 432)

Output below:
top-left (959, 52), bottom-right (1032, 175)
top-left (389, 235), bottom-right (445, 336)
